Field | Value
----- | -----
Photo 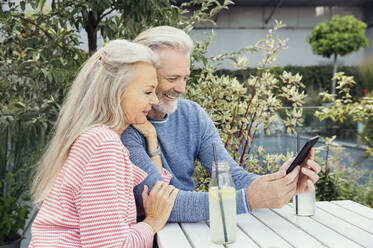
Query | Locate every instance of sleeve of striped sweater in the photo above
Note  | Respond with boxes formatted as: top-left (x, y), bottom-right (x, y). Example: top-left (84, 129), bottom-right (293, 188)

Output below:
top-left (77, 139), bottom-right (154, 248)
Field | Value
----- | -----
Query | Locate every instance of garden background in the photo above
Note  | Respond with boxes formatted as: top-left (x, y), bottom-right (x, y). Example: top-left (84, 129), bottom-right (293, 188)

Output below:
top-left (1, 0), bottom-right (373, 247)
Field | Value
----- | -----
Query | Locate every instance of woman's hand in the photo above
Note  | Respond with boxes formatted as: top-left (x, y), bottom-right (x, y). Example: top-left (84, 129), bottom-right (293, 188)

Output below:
top-left (133, 121), bottom-right (157, 139)
top-left (133, 121), bottom-right (163, 172)
top-left (142, 181), bottom-right (178, 233)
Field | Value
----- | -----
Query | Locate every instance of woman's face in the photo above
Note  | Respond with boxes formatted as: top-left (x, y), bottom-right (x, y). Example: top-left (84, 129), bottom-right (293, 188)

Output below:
top-left (121, 62), bottom-right (159, 126)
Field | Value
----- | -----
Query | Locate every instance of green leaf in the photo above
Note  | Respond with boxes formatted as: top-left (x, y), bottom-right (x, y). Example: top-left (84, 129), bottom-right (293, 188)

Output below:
top-left (14, 102), bottom-right (26, 109)
top-left (47, 71), bottom-right (53, 82)
top-left (53, 71), bottom-right (65, 84)
top-left (38, 0), bottom-right (46, 11)
top-left (20, 1), bottom-right (26, 11)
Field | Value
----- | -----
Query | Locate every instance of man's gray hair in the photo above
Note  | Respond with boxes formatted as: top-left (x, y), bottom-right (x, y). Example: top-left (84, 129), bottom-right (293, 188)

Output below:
top-left (134, 26), bottom-right (194, 54)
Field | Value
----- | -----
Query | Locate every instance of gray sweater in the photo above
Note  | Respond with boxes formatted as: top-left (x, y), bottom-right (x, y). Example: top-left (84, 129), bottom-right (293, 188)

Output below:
top-left (121, 99), bottom-right (258, 222)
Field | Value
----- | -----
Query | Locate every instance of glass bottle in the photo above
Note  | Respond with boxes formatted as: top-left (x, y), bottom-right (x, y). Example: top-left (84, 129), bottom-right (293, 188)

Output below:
top-left (293, 191), bottom-right (316, 216)
top-left (208, 161), bottom-right (237, 244)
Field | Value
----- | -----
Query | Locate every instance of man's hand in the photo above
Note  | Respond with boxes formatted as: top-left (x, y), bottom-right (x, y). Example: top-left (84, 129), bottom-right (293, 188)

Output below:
top-left (295, 147), bottom-right (321, 194)
top-left (246, 160), bottom-right (300, 210)
top-left (247, 148), bottom-right (321, 210)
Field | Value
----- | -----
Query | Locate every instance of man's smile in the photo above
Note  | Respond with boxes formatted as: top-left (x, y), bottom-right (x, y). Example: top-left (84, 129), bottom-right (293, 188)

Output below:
top-left (164, 91), bottom-right (179, 100)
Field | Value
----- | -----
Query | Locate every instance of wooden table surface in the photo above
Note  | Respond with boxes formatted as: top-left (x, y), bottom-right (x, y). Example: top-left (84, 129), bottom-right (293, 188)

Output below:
top-left (157, 200), bottom-right (373, 248)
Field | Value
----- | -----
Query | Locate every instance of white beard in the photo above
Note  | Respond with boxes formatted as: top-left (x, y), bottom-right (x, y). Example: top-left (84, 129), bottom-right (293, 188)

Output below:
top-left (153, 97), bottom-right (178, 114)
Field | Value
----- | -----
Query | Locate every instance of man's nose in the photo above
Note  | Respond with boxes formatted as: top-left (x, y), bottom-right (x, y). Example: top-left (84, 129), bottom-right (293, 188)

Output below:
top-left (174, 79), bottom-right (186, 94)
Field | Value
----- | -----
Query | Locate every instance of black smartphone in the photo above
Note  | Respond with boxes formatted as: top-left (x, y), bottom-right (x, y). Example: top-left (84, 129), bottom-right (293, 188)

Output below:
top-left (286, 136), bottom-right (319, 174)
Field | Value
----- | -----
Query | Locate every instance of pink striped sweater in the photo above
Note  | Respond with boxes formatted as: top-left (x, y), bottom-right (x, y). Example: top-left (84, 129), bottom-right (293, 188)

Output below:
top-left (30, 125), bottom-right (171, 248)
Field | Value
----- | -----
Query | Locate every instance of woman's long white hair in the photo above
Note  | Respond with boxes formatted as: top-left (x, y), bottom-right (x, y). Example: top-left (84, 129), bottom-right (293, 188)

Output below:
top-left (31, 39), bottom-right (158, 205)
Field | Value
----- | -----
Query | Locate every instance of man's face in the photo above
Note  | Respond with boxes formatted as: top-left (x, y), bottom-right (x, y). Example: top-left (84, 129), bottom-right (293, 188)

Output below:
top-left (151, 47), bottom-right (190, 116)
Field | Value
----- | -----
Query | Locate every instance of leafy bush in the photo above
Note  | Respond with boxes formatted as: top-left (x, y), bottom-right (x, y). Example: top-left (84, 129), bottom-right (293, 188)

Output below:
top-left (215, 65), bottom-right (372, 143)
top-left (0, 119), bottom-right (44, 244)
top-left (189, 24), bottom-right (373, 209)
top-left (307, 15), bottom-right (369, 95)
top-left (215, 65), bottom-right (373, 98)
top-left (189, 22), bottom-right (305, 190)
top-left (316, 168), bottom-right (339, 201)
top-left (317, 167), bottom-right (373, 208)
top-left (0, 3), bottom-right (86, 241)
top-left (0, 171), bottom-right (30, 244)
top-left (315, 73), bottom-right (373, 156)
top-left (314, 125), bottom-right (373, 208)
top-left (0, 1), bottom-right (86, 132)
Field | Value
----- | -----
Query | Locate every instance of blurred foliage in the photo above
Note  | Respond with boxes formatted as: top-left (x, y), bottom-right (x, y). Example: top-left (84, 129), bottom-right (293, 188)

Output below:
top-left (189, 21), bottom-right (373, 209)
top-left (0, 0), bottom-right (87, 130)
top-left (307, 15), bottom-right (369, 58)
top-left (315, 137), bottom-right (373, 207)
top-left (315, 73), bottom-right (373, 156)
top-left (0, 0), bottom-right (233, 125)
top-left (213, 65), bottom-right (372, 142)
top-left (0, 119), bottom-right (46, 244)
top-left (189, 21), bottom-right (306, 191)
top-left (307, 15), bottom-right (369, 95)
top-left (313, 74), bottom-right (373, 207)
top-left (31, 0), bottom-right (233, 52)
top-left (214, 65), bottom-right (373, 98)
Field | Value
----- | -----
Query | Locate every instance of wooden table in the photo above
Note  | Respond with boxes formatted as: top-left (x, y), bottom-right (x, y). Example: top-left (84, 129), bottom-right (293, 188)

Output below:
top-left (157, 200), bottom-right (373, 248)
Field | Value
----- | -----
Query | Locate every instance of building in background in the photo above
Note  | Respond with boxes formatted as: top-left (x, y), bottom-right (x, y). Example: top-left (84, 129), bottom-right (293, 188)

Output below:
top-left (188, 0), bottom-right (373, 68)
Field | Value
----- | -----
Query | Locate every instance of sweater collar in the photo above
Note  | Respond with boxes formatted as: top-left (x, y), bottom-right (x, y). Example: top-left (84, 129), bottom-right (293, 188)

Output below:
top-left (148, 113), bottom-right (169, 124)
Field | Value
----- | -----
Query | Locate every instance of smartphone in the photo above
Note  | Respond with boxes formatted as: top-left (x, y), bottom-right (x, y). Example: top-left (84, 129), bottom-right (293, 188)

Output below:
top-left (286, 136), bottom-right (319, 174)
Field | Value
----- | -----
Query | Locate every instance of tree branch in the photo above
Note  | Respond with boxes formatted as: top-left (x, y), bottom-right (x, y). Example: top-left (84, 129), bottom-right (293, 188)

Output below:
top-left (99, 8), bottom-right (115, 22)
top-left (224, 105), bottom-right (238, 148)
top-left (13, 14), bottom-right (52, 39)
top-left (13, 14), bottom-right (81, 65)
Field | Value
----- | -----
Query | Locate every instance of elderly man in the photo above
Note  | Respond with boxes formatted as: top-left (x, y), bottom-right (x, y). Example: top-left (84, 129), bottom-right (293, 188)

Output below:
top-left (121, 26), bottom-right (320, 222)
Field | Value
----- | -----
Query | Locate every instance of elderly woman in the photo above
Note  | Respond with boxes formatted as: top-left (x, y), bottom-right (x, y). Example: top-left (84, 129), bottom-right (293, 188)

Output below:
top-left (29, 40), bottom-right (177, 248)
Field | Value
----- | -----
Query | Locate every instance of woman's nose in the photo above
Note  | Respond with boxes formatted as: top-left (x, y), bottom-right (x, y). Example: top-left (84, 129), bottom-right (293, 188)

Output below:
top-left (151, 93), bottom-right (159, 105)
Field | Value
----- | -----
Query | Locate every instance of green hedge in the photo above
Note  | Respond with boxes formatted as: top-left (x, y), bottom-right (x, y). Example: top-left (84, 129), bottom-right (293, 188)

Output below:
top-left (214, 65), bottom-right (372, 99)
top-left (208, 65), bottom-right (370, 143)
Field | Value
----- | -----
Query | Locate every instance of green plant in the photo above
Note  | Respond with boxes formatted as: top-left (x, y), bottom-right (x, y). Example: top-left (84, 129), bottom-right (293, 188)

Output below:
top-left (215, 65), bottom-right (373, 98)
top-left (0, 171), bottom-right (30, 244)
top-left (0, 1), bottom-right (86, 131)
top-left (0, 120), bottom-right (42, 245)
top-left (316, 168), bottom-right (339, 201)
top-left (307, 15), bottom-right (369, 95)
top-left (188, 22), bottom-right (373, 208)
top-left (317, 167), bottom-right (373, 208)
top-left (188, 21), bottom-right (306, 188)
top-left (34, 0), bottom-right (233, 53)
top-left (193, 161), bottom-right (210, 192)
top-left (315, 136), bottom-right (341, 201)
top-left (315, 73), bottom-right (373, 156)
top-left (313, 135), bottom-right (373, 207)
top-left (35, 0), bottom-right (180, 53)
